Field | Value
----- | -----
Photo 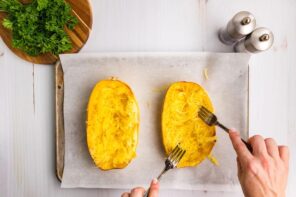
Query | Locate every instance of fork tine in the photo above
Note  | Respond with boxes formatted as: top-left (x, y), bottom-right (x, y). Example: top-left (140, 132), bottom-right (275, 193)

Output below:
top-left (180, 150), bottom-right (186, 160)
top-left (198, 107), bottom-right (209, 119)
top-left (199, 106), bottom-right (214, 118)
top-left (199, 106), bottom-right (208, 115)
top-left (198, 107), bottom-right (204, 115)
top-left (170, 147), bottom-right (183, 162)
top-left (201, 106), bottom-right (208, 111)
top-left (143, 145), bottom-right (185, 197)
top-left (198, 106), bottom-right (216, 126)
top-left (177, 150), bottom-right (186, 163)
top-left (168, 145), bottom-right (180, 160)
top-left (198, 109), bottom-right (207, 118)
top-left (172, 149), bottom-right (186, 166)
top-left (200, 107), bottom-right (209, 115)
top-left (201, 106), bottom-right (211, 114)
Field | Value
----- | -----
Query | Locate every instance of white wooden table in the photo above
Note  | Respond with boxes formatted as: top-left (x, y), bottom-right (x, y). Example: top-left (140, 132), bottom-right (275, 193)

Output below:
top-left (0, 0), bottom-right (295, 196)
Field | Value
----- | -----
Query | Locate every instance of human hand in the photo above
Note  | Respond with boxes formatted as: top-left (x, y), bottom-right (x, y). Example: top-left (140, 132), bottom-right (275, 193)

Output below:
top-left (229, 130), bottom-right (289, 197)
top-left (121, 179), bottom-right (159, 197)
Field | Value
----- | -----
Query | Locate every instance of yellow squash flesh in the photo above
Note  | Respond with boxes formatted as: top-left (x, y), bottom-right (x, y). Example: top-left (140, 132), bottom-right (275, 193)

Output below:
top-left (162, 81), bottom-right (216, 168)
top-left (87, 79), bottom-right (140, 170)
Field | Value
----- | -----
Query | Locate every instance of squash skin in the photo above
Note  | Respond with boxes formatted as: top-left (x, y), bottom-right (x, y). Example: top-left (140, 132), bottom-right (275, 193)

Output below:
top-left (162, 82), bottom-right (216, 168)
top-left (86, 79), bottom-right (140, 170)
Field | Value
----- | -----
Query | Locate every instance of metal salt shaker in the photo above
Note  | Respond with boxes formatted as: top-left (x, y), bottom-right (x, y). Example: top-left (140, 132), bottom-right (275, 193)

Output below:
top-left (219, 11), bottom-right (256, 45)
top-left (234, 27), bottom-right (274, 53)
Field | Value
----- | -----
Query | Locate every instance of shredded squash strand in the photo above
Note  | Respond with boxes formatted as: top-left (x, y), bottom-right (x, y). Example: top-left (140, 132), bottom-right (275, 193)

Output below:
top-left (162, 81), bottom-right (217, 168)
top-left (87, 79), bottom-right (139, 170)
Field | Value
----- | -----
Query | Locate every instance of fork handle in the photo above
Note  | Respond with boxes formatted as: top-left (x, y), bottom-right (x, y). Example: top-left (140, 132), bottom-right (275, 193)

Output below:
top-left (216, 122), bottom-right (253, 152)
top-left (143, 168), bottom-right (167, 197)
top-left (143, 188), bottom-right (150, 197)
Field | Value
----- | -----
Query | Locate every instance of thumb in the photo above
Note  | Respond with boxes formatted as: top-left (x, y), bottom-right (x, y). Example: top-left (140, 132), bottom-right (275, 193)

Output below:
top-left (148, 178), bottom-right (159, 197)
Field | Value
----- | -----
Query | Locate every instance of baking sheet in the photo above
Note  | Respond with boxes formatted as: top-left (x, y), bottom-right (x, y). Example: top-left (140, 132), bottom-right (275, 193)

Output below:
top-left (60, 52), bottom-right (250, 190)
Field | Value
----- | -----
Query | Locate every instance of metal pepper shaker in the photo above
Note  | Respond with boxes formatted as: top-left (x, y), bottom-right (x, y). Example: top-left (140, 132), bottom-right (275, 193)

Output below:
top-left (219, 11), bottom-right (256, 45)
top-left (234, 27), bottom-right (274, 53)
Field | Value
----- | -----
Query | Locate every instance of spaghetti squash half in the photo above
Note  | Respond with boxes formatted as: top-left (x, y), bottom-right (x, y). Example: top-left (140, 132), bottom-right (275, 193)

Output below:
top-left (87, 79), bottom-right (140, 170)
top-left (162, 81), bottom-right (216, 168)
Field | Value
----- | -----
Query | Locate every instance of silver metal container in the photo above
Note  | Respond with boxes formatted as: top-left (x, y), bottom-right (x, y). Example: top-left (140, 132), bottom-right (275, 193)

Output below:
top-left (219, 11), bottom-right (256, 45)
top-left (234, 27), bottom-right (274, 53)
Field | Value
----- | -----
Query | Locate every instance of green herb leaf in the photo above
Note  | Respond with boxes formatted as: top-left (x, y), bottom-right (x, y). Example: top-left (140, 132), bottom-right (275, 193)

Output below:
top-left (37, 0), bottom-right (48, 11)
top-left (2, 18), bottom-right (13, 30)
top-left (1, 0), bottom-right (78, 56)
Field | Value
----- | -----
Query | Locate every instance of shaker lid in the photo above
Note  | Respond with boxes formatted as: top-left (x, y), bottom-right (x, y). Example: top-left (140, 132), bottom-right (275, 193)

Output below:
top-left (245, 27), bottom-right (274, 52)
top-left (228, 11), bottom-right (256, 38)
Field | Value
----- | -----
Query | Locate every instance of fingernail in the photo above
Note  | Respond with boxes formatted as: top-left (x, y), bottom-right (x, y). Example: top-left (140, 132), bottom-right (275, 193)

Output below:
top-left (229, 128), bottom-right (238, 133)
top-left (152, 178), bottom-right (158, 185)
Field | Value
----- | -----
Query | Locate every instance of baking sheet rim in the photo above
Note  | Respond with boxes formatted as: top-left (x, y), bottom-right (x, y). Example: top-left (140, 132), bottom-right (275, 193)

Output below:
top-left (55, 53), bottom-right (250, 183)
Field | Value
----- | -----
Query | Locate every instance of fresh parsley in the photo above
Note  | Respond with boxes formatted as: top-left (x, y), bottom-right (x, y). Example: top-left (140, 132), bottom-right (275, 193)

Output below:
top-left (0, 0), bottom-right (78, 56)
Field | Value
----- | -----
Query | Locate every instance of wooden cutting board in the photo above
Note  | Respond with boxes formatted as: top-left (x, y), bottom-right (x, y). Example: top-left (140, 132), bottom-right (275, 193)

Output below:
top-left (0, 0), bottom-right (92, 64)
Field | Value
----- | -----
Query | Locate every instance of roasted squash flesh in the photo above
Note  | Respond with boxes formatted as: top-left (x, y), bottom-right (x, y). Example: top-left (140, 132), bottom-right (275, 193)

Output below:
top-left (162, 82), bottom-right (216, 168)
top-left (87, 79), bottom-right (139, 170)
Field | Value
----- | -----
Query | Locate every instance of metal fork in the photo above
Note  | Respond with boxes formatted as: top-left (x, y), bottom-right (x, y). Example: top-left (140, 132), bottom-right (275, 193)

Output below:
top-left (198, 106), bottom-right (252, 152)
top-left (143, 144), bottom-right (186, 197)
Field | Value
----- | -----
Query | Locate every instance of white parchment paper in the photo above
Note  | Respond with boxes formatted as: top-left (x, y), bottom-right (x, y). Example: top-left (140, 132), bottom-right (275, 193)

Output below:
top-left (60, 52), bottom-right (250, 190)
